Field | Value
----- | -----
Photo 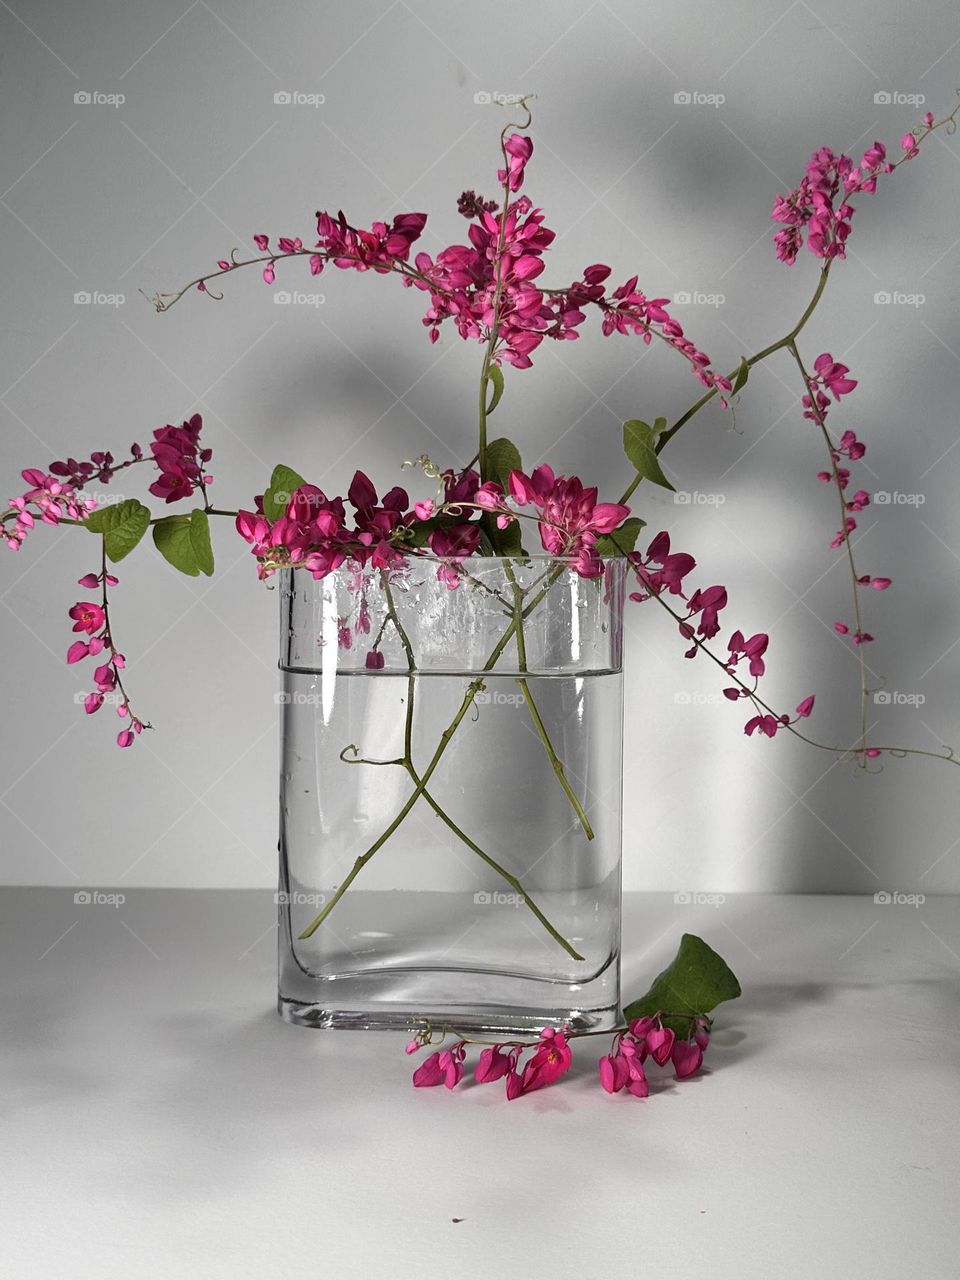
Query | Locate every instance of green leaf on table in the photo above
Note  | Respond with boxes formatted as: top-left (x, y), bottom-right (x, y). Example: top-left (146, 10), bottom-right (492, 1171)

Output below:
top-left (83, 499), bottom-right (151, 563)
top-left (622, 933), bottom-right (741, 1036)
top-left (733, 356), bottom-right (749, 394)
top-left (152, 508), bottom-right (215, 577)
top-left (623, 419), bottom-right (674, 492)
top-left (484, 365), bottom-right (505, 416)
top-left (263, 464), bottom-right (307, 521)
top-left (485, 436), bottom-right (522, 492)
top-left (595, 516), bottom-right (646, 557)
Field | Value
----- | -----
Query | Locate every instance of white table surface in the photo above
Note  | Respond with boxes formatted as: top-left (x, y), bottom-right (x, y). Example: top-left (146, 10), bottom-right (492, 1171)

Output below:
top-left (2, 888), bottom-right (957, 1279)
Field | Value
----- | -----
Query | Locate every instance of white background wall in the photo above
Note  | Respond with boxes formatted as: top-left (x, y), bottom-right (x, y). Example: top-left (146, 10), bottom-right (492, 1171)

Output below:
top-left (1, 0), bottom-right (958, 894)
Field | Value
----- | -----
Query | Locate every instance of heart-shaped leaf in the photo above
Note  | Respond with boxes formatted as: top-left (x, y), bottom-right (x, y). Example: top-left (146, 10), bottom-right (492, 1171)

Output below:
top-left (153, 508), bottom-right (215, 577)
top-left (263, 464), bottom-right (307, 521)
top-left (622, 933), bottom-right (741, 1036)
top-left (485, 436), bottom-right (522, 492)
top-left (84, 499), bottom-right (151, 563)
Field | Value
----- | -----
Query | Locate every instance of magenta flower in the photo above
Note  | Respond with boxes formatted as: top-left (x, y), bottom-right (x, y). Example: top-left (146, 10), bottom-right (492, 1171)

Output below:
top-left (671, 1039), bottom-right (704, 1079)
top-left (475, 1045), bottom-right (515, 1084)
top-left (599, 1035), bottom-right (649, 1098)
top-left (645, 1022), bottom-right (676, 1066)
top-left (498, 132), bottom-right (534, 192)
top-left (68, 601), bottom-right (105, 635)
top-left (508, 465), bottom-right (630, 578)
top-left (412, 1041), bottom-right (466, 1089)
top-left (506, 1026), bottom-right (572, 1099)
top-left (813, 352), bottom-right (857, 400)
top-left (148, 414), bottom-right (212, 504)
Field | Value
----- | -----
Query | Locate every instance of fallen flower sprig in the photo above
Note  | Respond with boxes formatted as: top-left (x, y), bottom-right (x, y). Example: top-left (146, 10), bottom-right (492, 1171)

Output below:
top-left (407, 1013), bottom-right (711, 1098)
top-left (404, 931), bottom-right (742, 1098)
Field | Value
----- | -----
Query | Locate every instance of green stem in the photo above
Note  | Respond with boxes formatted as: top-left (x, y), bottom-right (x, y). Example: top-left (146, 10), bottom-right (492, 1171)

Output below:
top-left (297, 674), bottom-right (487, 939)
top-left (505, 563), bottom-right (595, 839)
top-left (298, 572), bottom-right (586, 959)
top-left (618, 264), bottom-right (832, 505)
top-left (785, 339), bottom-right (868, 750)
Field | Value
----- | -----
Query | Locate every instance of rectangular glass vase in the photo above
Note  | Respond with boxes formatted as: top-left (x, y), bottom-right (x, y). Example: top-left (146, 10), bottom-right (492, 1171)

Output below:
top-left (277, 555), bottom-right (625, 1034)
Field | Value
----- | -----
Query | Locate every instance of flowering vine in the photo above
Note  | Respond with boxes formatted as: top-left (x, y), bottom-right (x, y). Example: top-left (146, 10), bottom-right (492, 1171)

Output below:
top-left (1, 94), bottom-right (958, 1010)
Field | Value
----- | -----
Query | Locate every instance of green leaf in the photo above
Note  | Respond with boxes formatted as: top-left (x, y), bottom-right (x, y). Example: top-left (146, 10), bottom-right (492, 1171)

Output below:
top-left (482, 437), bottom-right (526, 555)
top-left (263, 464), bottom-right (307, 521)
top-left (494, 515), bottom-right (524, 556)
top-left (733, 356), bottom-right (749, 394)
top-left (152, 508), bottom-right (215, 577)
top-left (485, 436), bottom-right (522, 492)
top-left (652, 416), bottom-right (669, 438)
top-left (595, 516), bottom-right (646, 557)
top-left (484, 365), bottom-right (505, 416)
top-left (622, 933), bottom-right (741, 1036)
top-left (623, 420), bottom-right (674, 492)
top-left (84, 499), bottom-right (151, 563)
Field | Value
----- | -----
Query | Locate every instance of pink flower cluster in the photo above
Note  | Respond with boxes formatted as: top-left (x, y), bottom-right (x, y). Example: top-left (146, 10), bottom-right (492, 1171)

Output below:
top-left (2, 469), bottom-right (97, 551)
top-left (411, 1026), bottom-right (574, 1098)
top-left (550, 264), bottom-right (734, 400)
top-left (235, 468), bottom-right (504, 587)
top-left (197, 131), bottom-right (725, 389)
top-left (628, 531), bottom-right (815, 740)
top-left (235, 462), bottom-right (640, 590)
top-left (66, 570), bottom-right (145, 748)
top-left (804, 355), bottom-right (892, 644)
top-left (507, 464), bottom-right (630, 578)
top-left (771, 114), bottom-right (936, 264)
top-left (600, 1014), bottom-right (710, 1095)
top-left (47, 443), bottom-right (145, 489)
top-left (2, 426), bottom-right (203, 554)
top-left (148, 413), bottom-right (213, 504)
top-left (407, 1012), bottom-right (711, 1100)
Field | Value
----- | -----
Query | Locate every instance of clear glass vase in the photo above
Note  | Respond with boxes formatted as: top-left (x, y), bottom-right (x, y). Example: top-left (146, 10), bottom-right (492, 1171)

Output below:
top-left (277, 554), bottom-right (626, 1034)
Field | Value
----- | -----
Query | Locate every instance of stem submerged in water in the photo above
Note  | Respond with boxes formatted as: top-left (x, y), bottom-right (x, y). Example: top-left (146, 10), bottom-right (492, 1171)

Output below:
top-left (298, 571), bottom-right (586, 961)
